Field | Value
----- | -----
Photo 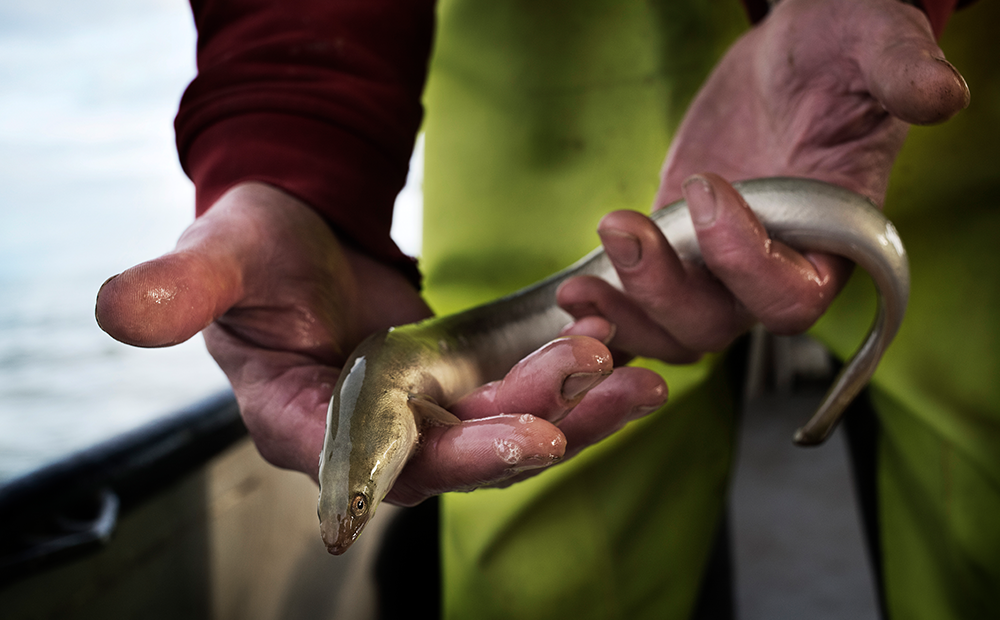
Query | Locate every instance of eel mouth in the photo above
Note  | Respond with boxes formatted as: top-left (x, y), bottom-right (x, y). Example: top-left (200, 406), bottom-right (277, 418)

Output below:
top-left (321, 514), bottom-right (369, 555)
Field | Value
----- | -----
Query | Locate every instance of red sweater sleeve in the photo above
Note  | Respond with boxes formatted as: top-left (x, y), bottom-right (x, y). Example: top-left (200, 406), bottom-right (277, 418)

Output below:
top-left (177, 0), bottom-right (966, 286)
top-left (175, 0), bottom-right (434, 284)
top-left (741, 0), bottom-right (968, 37)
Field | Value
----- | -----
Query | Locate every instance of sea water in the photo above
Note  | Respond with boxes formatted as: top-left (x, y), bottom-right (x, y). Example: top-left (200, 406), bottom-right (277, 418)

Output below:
top-left (0, 0), bottom-right (423, 486)
top-left (0, 0), bottom-right (224, 483)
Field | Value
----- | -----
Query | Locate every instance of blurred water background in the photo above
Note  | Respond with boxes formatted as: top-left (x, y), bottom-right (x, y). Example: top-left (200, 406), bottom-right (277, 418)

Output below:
top-left (0, 0), bottom-right (224, 484)
top-left (0, 0), bottom-right (423, 487)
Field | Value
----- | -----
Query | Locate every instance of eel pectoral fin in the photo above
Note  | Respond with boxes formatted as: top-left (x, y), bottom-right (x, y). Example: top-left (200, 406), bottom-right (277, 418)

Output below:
top-left (408, 394), bottom-right (462, 428)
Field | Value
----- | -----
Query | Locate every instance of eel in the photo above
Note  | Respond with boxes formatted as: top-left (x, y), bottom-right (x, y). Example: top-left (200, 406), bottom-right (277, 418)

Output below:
top-left (317, 177), bottom-right (910, 554)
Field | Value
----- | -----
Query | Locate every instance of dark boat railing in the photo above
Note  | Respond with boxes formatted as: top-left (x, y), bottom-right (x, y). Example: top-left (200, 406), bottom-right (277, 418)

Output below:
top-left (0, 390), bottom-right (245, 587)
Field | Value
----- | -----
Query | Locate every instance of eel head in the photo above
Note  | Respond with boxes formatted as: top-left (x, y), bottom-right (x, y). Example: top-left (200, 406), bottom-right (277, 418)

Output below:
top-left (317, 331), bottom-right (419, 555)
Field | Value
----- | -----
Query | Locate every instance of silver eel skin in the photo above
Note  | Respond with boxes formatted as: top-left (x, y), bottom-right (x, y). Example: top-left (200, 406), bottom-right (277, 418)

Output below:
top-left (317, 177), bottom-right (910, 554)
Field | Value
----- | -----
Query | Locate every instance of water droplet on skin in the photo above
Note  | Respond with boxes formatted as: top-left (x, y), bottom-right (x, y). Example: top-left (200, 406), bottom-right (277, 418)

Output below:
top-left (493, 438), bottom-right (522, 464)
top-left (146, 286), bottom-right (176, 305)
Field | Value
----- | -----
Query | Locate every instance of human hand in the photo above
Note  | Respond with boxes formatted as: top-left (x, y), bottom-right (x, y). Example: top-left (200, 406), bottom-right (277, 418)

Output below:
top-left (96, 182), bottom-right (433, 476)
top-left (384, 336), bottom-right (667, 506)
top-left (96, 183), bottom-right (667, 499)
top-left (559, 0), bottom-right (969, 362)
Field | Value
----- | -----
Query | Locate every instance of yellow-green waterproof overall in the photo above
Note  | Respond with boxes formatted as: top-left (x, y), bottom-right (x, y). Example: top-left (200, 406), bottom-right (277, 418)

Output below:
top-left (418, 1), bottom-right (1000, 617)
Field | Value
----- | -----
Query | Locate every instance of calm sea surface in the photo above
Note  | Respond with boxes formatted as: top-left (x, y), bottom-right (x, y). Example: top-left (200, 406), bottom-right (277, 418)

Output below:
top-left (0, 0), bottom-right (423, 486)
top-left (0, 0), bottom-right (227, 484)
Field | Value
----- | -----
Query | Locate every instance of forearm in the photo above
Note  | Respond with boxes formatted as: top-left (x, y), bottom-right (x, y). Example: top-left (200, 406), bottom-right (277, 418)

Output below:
top-left (175, 0), bottom-right (435, 283)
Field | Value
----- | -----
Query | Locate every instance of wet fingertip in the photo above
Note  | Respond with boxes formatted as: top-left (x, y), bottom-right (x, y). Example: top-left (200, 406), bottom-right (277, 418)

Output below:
top-left (630, 376), bottom-right (669, 420)
top-left (492, 434), bottom-right (564, 472)
top-left (492, 437), bottom-right (526, 466)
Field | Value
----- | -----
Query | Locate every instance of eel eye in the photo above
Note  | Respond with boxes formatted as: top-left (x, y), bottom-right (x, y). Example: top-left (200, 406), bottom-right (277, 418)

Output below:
top-left (350, 493), bottom-right (368, 517)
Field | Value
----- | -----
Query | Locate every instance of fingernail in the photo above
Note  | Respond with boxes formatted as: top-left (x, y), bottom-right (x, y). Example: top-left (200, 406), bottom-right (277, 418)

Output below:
top-left (562, 370), bottom-right (611, 401)
top-left (932, 55), bottom-right (958, 73)
top-left (97, 273), bottom-right (120, 296)
top-left (630, 403), bottom-right (663, 419)
top-left (933, 56), bottom-right (971, 108)
top-left (94, 274), bottom-right (120, 331)
top-left (684, 176), bottom-right (717, 228)
top-left (601, 322), bottom-right (617, 346)
top-left (599, 229), bottom-right (641, 268)
top-left (933, 56), bottom-right (963, 83)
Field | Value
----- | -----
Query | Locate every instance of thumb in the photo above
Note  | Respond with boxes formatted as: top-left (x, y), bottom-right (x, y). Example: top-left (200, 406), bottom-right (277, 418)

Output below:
top-left (96, 248), bottom-right (242, 348)
top-left (862, 10), bottom-right (970, 125)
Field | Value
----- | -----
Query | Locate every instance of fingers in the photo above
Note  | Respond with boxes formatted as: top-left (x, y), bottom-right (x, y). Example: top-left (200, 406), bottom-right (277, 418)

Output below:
top-left (860, 2), bottom-right (969, 126)
top-left (96, 247), bottom-right (242, 348)
top-left (386, 336), bottom-right (667, 505)
top-left (558, 314), bottom-right (616, 346)
top-left (96, 182), bottom-right (372, 357)
top-left (682, 174), bottom-right (850, 334)
top-left (402, 367), bottom-right (667, 502)
top-left (560, 181), bottom-right (754, 357)
top-left (559, 275), bottom-right (703, 363)
top-left (762, 0), bottom-right (970, 126)
top-left (560, 174), bottom-right (851, 361)
top-left (387, 414), bottom-right (567, 503)
top-left (392, 337), bottom-right (607, 504)
top-left (558, 204), bottom-right (745, 358)
top-left (556, 366), bottom-right (666, 459)
top-left (450, 336), bottom-right (613, 424)
top-left (95, 185), bottom-right (258, 348)
top-left (459, 367), bottom-right (668, 492)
